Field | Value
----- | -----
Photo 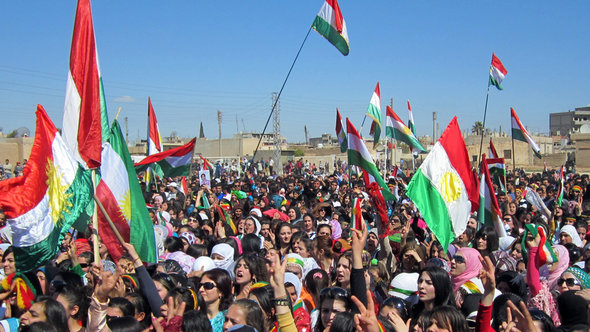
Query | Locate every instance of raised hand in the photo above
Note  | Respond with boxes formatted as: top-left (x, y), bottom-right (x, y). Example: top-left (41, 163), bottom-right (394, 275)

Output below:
top-left (478, 255), bottom-right (496, 306)
top-left (351, 290), bottom-right (381, 332)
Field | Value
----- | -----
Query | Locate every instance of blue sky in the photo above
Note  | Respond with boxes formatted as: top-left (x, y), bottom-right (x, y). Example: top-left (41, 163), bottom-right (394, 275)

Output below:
top-left (1, 1), bottom-right (589, 143)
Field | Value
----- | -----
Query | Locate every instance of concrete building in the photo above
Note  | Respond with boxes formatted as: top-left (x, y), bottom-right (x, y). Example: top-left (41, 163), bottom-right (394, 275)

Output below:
top-left (550, 106), bottom-right (590, 136)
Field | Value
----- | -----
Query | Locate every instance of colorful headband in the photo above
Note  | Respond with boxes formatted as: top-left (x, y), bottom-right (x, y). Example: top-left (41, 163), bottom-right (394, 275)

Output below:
top-left (188, 288), bottom-right (198, 310)
top-left (573, 185), bottom-right (582, 192)
top-left (286, 257), bottom-right (304, 268)
top-left (249, 282), bottom-right (270, 293)
top-left (121, 275), bottom-right (138, 289)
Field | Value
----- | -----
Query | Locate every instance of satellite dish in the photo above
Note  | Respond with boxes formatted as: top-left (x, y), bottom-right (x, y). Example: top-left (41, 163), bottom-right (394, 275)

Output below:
top-left (14, 127), bottom-right (30, 138)
top-left (579, 124), bottom-right (590, 134)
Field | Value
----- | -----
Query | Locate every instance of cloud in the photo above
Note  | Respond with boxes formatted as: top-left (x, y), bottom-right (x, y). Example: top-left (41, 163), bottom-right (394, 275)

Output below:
top-left (114, 95), bottom-right (136, 103)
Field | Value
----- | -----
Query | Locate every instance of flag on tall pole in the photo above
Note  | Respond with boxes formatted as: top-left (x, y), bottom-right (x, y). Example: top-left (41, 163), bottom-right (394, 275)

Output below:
top-left (335, 108), bottom-right (348, 153)
top-left (385, 106), bottom-right (426, 152)
top-left (557, 165), bottom-right (565, 206)
top-left (62, 0), bottom-right (108, 169)
top-left (511, 108), bottom-right (542, 158)
top-left (96, 121), bottom-right (157, 263)
top-left (365, 82), bottom-right (382, 148)
top-left (135, 139), bottom-right (196, 178)
top-left (147, 97), bottom-right (163, 156)
top-left (407, 100), bottom-right (416, 135)
top-left (487, 158), bottom-right (506, 192)
top-left (347, 118), bottom-right (394, 201)
top-left (0, 105), bottom-right (93, 272)
top-left (406, 117), bottom-right (479, 252)
top-left (488, 139), bottom-right (499, 159)
top-left (489, 53), bottom-right (508, 90)
top-left (311, 0), bottom-right (349, 56)
top-left (479, 156), bottom-right (507, 237)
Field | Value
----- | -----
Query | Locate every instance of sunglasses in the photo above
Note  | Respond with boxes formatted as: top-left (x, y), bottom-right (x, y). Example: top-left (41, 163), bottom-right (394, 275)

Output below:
top-left (79, 263), bottom-right (90, 269)
top-left (558, 278), bottom-right (580, 287)
top-left (452, 255), bottom-right (466, 264)
top-left (200, 282), bottom-right (217, 290)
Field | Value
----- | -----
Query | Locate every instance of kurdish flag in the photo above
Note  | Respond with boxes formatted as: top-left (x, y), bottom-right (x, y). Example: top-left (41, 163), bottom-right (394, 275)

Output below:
top-left (96, 121), bottom-right (157, 263)
top-left (0, 105), bottom-right (93, 272)
top-left (478, 156), bottom-right (507, 237)
top-left (366, 82), bottom-right (382, 148)
top-left (406, 117), bottom-right (479, 252)
top-left (347, 118), bottom-right (394, 201)
top-left (557, 165), bottom-right (565, 206)
top-left (350, 197), bottom-right (363, 233)
top-left (385, 106), bottom-right (426, 152)
top-left (335, 108), bottom-right (348, 153)
top-left (489, 53), bottom-right (507, 90)
top-left (147, 97), bottom-right (163, 156)
top-left (511, 108), bottom-right (542, 158)
top-left (135, 138), bottom-right (196, 178)
top-left (487, 158), bottom-right (506, 192)
top-left (311, 0), bottom-right (349, 56)
top-left (62, 0), bottom-right (109, 169)
top-left (407, 100), bottom-right (416, 135)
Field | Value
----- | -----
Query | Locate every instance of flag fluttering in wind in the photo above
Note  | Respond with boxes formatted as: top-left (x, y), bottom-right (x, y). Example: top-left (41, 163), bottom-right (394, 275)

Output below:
top-left (406, 117), bottom-right (479, 252)
top-left (335, 108), bottom-right (348, 153)
top-left (147, 97), bottom-right (163, 156)
top-left (385, 106), bottom-right (426, 152)
top-left (96, 121), bottom-right (157, 263)
top-left (478, 156), bottom-right (507, 237)
top-left (347, 118), bottom-right (394, 201)
top-left (488, 138), bottom-right (499, 159)
top-left (200, 155), bottom-right (213, 171)
top-left (366, 82), bottom-right (382, 148)
top-left (135, 139), bottom-right (196, 178)
top-left (62, 0), bottom-right (109, 169)
top-left (487, 158), bottom-right (506, 192)
top-left (557, 165), bottom-right (565, 206)
top-left (0, 105), bottom-right (93, 272)
top-left (511, 108), bottom-right (542, 158)
top-left (489, 53), bottom-right (508, 90)
top-left (407, 100), bottom-right (416, 135)
top-left (311, 0), bottom-right (349, 56)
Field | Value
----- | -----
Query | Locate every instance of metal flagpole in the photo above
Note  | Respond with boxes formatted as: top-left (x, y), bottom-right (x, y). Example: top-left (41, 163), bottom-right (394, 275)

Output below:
top-left (478, 85), bottom-right (491, 168)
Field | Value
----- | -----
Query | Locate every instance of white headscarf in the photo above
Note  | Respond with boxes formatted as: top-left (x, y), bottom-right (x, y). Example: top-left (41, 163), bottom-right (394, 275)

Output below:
top-left (211, 243), bottom-right (235, 271)
top-left (560, 225), bottom-right (583, 248)
top-left (284, 272), bottom-right (302, 300)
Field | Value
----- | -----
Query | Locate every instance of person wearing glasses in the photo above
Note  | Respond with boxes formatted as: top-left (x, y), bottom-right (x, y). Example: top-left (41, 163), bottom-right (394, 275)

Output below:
top-left (200, 268), bottom-right (233, 332)
top-left (450, 247), bottom-right (483, 308)
top-left (558, 266), bottom-right (590, 294)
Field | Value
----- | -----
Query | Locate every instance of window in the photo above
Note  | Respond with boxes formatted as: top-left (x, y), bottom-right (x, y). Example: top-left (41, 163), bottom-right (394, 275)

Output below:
top-left (472, 155), bottom-right (478, 162)
top-left (503, 150), bottom-right (511, 159)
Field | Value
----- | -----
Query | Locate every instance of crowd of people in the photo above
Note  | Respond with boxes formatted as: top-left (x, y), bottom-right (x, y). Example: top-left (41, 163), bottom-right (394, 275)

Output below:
top-left (0, 159), bottom-right (589, 332)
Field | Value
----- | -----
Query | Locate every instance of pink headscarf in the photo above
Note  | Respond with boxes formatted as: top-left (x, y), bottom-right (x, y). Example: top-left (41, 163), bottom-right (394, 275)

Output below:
top-left (544, 244), bottom-right (570, 290)
top-left (452, 247), bottom-right (483, 291)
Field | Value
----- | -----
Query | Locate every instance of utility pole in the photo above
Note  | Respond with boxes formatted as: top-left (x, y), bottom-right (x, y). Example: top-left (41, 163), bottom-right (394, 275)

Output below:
top-left (432, 112), bottom-right (437, 144)
top-left (217, 110), bottom-right (222, 157)
top-left (235, 114), bottom-right (239, 135)
top-left (272, 92), bottom-right (282, 175)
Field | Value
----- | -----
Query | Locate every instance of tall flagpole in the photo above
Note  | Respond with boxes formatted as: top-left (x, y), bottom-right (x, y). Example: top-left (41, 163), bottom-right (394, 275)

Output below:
top-left (511, 130), bottom-right (516, 173)
top-left (252, 27), bottom-right (313, 163)
top-left (478, 85), bottom-right (491, 167)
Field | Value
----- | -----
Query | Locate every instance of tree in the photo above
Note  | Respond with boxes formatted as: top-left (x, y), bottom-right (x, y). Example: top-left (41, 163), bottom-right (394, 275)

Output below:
top-left (294, 148), bottom-right (304, 157)
top-left (472, 121), bottom-right (484, 136)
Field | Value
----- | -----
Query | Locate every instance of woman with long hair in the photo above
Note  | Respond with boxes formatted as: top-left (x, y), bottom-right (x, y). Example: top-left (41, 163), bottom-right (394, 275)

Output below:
top-left (233, 254), bottom-right (268, 300)
top-left (199, 269), bottom-right (233, 332)
top-left (311, 235), bottom-right (334, 275)
top-left (20, 296), bottom-right (69, 332)
top-left (412, 266), bottom-right (455, 320)
top-left (275, 222), bottom-right (293, 257)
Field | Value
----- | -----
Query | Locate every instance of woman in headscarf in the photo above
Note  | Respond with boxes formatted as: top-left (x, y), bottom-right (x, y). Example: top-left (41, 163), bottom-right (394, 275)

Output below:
top-left (210, 243), bottom-right (235, 272)
top-left (284, 272), bottom-right (311, 331)
top-left (558, 266), bottom-right (590, 293)
top-left (559, 224), bottom-right (584, 248)
top-left (450, 247), bottom-right (484, 307)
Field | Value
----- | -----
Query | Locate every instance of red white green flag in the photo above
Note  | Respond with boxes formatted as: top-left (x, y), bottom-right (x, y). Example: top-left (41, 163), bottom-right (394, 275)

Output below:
top-left (200, 155), bottom-right (213, 171)
top-left (406, 117), bottom-right (479, 252)
top-left (350, 197), bottom-right (363, 233)
top-left (487, 158), bottom-right (506, 192)
top-left (385, 106), bottom-right (426, 152)
top-left (0, 105), bottom-right (93, 272)
top-left (147, 97), bottom-right (163, 156)
top-left (478, 155), bottom-right (507, 237)
top-left (511, 108), bottom-right (542, 158)
top-left (311, 0), bottom-right (349, 56)
top-left (135, 139), bottom-right (196, 178)
top-left (335, 108), bottom-right (348, 153)
top-left (62, 0), bottom-right (109, 169)
top-left (488, 138), bottom-right (499, 159)
top-left (366, 82), bottom-right (382, 148)
top-left (347, 118), bottom-right (394, 201)
top-left (489, 53), bottom-right (507, 90)
top-left (97, 121), bottom-right (157, 263)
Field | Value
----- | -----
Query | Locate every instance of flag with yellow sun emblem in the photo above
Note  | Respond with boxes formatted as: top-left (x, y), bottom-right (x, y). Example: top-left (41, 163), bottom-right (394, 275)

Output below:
top-left (406, 117), bottom-right (479, 252)
top-left (0, 105), bottom-right (93, 272)
top-left (96, 121), bottom-right (156, 263)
